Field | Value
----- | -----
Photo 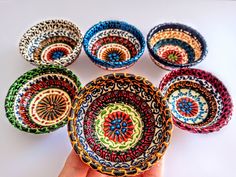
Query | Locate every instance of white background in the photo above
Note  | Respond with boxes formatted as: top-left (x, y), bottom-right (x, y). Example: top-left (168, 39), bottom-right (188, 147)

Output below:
top-left (0, 0), bottom-right (235, 177)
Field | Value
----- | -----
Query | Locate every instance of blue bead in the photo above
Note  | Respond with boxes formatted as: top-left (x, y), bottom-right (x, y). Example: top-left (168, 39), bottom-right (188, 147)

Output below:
top-left (110, 126), bottom-right (115, 131)
top-left (115, 130), bottom-right (120, 135)
top-left (116, 124), bottom-right (121, 129)
top-left (122, 128), bottom-right (126, 133)
top-left (52, 51), bottom-right (64, 60)
top-left (111, 119), bottom-right (117, 124)
top-left (122, 122), bottom-right (127, 127)
top-left (117, 119), bottom-right (122, 123)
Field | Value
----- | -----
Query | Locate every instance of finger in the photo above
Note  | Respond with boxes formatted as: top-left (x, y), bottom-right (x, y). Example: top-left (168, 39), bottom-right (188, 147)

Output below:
top-left (58, 150), bottom-right (89, 177)
top-left (142, 160), bottom-right (163, 177)
top-left (86, 168), bottom-right (110, 177)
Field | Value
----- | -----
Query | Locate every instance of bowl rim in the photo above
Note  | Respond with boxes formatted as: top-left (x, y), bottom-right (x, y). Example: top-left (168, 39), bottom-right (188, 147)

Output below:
top-left (68, 73), bottom-right (173, 176)
top-left (19, 19), bottom-right (83, 67)
top-left (5, 65), bottom-right (82, 134)
top-left (83, 20), bottom-right (145, 69)
top-left (159, 68), bottom-right (233, 134)
top-left (147, 22), bottom-right (208, 69)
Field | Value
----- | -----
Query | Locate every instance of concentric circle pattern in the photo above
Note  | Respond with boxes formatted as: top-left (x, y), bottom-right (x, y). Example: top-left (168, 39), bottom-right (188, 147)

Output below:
top-left (147, 23), bottom-right (207, 70)
top-left (96, 103), bottom-right (143, 151)
top-left (5, 65), bottom-right (81, 134)
top-left (19, 19), bottom-right (83, 66)
top-left (68, 73), bottom-right (172, 176)
top-left (159, 68), bottom-right (233, 133)
top-left (83, 21), bottom-right (145, 70)
top-left (29, 88), bottom-right (72, 126)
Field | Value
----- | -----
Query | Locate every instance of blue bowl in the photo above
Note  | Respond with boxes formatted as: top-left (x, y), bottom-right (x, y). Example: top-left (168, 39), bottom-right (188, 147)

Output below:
top-left (83, 20), bottom-right (145, 70)
top-left (147, 23), bottom-right (207, 70)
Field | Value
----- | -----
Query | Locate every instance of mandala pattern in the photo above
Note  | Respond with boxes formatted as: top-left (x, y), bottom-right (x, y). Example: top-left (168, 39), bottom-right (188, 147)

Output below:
top-left (147, 23), bottom-right (207, 70)
top-left (168, 88), bottom-right (209, 125)
top-left (68, 73), bottom-right (172, 176)
top-left (5, 65), bottom-right (81, 134)
top-left (159, 68), bottom-right (233, 133)
top-left (83, 21), bottom-right (145, 70)
top-left (103, 111), bottom-right (134, 143)
top-left (176, 97), bottom-right (199, 118)
top-left (96, 43), bottom-right (131, 62)
top-left (157, 45), bottom-right (188, 64)
top-left (95, 102), bottom-right (144, 153)
top-left (83, 90), bottom-right (155, 164)
top-left (19, 19), bottom-right (83, 66)
top-left (29, 88), bottom-right (71, 126)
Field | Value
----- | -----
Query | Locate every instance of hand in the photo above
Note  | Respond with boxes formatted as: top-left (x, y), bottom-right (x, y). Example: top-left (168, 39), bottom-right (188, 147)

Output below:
top-left (59, 150), bottom-right (163, 177)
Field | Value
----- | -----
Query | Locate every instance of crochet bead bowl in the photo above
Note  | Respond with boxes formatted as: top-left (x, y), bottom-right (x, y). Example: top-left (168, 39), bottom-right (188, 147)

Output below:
top-left (5, 65), bottom-right (82, 134)
top-left (68, 73), bottom-right (172, 176)
top-left (83, 20), bottom-right (145, 70)
top-left (147, 23), bottom-right (207, 70)
top-left (19, 19), bottom-right (83, 66)
top-left (159, 68), bottom-right (233, 133)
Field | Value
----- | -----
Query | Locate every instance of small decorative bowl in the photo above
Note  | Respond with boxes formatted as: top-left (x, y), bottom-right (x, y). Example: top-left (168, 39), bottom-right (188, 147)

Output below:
top-left (147, 23), bottom-right (207, 70)
top-left (68, 73), bottom-right (172, 176)
top-left (159, 68), bottom-right (233, 133)
top-left (83, 20), bottom-right (145, 70)
top-left (5, 65), bottom-right (81, 134)
top-left (19, 19), bottom-right (83, 66)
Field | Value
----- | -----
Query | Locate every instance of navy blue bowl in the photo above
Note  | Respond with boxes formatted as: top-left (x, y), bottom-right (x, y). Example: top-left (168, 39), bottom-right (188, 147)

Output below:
top-left (147, 23), bottom-right (207, 70)
top-left (83, 20), bottom-right (145, 70)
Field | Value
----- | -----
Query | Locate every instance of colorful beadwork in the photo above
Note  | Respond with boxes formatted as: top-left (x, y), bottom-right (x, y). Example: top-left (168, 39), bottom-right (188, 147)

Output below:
top-left (68, 73), bottom-right (172, 176)
top-left (103, 111), bottom-right (134, 143)
top-left (83, 21), bottom-right (145, 70)
top-left (29, 88), bottom-right (72, 126)
top-left (5, 65), bottom-right (81, 134)
top-left (19, 19), bottom-right (83, 66)
top-left (159, 68), bottom-right (233, 133)
top-left (147, 23), bottom-right (207, 70)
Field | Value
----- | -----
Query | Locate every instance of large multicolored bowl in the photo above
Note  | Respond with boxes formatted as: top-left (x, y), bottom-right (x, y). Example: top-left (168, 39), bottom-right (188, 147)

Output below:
top-left (147, 23), bottom-right (207, 70)
top-left (19, 19), bottom-right (83, 66)
top-left (83, 20), bottom-right (145, 70)
top-left (68, 73), bottom-right (172, 176)
top-left (5, 65), bottom-right (81, 134)
top-left (159, 68), bottom-right (233, 133)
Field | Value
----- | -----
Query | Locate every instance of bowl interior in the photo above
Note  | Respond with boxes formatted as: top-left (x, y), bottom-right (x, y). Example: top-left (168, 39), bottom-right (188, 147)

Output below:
top-left (83, 21), bottom-right (145, 68)
top-left (147, 23), bottom-right (207, 67)
top-left (20, 20), bottom-right (82, 66)
top-left (159, 68), bottom-right (232, 133)
top-left (5, 65), bottom-right (81, 134)
top-left (68, 73), bottom-right (172, 175)
top-left (165, 80), bottom-right (218, 127)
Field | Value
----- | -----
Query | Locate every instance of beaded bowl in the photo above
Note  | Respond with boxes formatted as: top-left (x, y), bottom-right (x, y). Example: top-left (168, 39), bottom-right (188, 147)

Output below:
top-left (19, 19), bottom-right (83, 66)
top-left (68, 73), bottom-right (172, 176)
top-left (5, 65), bottom-right (81, 134)
top-left (83, 20), bottom-right (145, 70)
top-left (159, 68), bottom-right (233, 133)
top-left (147, 23), bottom-right (207, 70)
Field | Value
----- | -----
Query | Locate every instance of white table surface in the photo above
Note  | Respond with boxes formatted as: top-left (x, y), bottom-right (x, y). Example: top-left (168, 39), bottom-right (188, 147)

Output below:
top-left (0, 1), bottom-right (235, 177)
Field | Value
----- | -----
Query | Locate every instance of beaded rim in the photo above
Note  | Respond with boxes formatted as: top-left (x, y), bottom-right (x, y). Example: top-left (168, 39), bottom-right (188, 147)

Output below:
top-left (147, 23), bottom-right (208, 69)
top-left (83, 20), bottom-right (145, 70)
top-left (5, 65), bottom-right (82, 134)
top-left (19, 19), bottom-right (83, 67)
top-left (68, 73), bottom-right (173, 176)
top-left (159, 68), bottom-right (233, 133)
